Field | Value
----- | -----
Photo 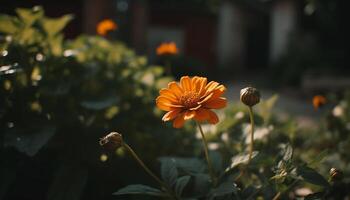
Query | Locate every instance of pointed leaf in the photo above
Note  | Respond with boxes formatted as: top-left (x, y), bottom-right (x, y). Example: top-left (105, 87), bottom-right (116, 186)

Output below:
top-left (41, 15), bottom-right (73, 37)
top-left (0, 15), bottom-right (19, 34)
top-left (209, 181), bottom-right (238, 199)
top-left (209, 151), bottom-right (223, 174)
top-left (295, 166), bottom-right (329, 187)
top-left (113, 185), bottom-right (166, 197)
top-left (159, 157), bottom-right (178, 186)
top-left (225, 151), bottom-right (259, 172)
top-left (175, 176), bottom-right (191, 197)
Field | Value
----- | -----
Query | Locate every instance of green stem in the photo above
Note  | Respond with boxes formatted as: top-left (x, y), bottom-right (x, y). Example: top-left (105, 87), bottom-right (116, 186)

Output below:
top-left (272, 179), bottom-right (299, 200)
top-left (235, 106), bottom-right (255, 182)
top-left (123, 143), bottom-right (177, 199)
top-left (196, 122), bottom-right (217, 185)
top-left (247, 106), bottom-right (255, 164)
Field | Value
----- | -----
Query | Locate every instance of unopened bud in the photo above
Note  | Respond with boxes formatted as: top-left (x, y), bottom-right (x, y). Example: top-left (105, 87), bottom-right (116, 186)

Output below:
top-left (99, 132), bottom-right (123, 150)
top-left (329, 168), bottom-right (343, 181)
top-left (240, 87), bottom-right (260, 107)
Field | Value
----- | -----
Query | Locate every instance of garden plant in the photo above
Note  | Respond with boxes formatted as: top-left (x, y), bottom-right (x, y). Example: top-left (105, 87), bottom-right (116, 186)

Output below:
top-left (1, 6), bottom-right (349, 200)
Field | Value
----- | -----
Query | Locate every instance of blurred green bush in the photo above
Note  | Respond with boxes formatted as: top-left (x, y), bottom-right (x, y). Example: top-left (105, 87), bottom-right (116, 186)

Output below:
top-left (0, 6), bottom-right (195, 200)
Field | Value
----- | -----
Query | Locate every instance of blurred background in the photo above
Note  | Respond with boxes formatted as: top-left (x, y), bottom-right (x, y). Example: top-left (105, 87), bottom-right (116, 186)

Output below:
top-left (0, 0), bottom-right (348, 200)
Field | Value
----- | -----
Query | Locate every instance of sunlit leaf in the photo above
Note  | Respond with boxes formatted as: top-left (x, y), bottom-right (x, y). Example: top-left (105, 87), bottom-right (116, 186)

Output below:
top-left (0, 15), bottom-right (19, 34)
top-left (225, 151), bottom-right (259, 172)
top-left (41, 14), bottom-right (73, 37)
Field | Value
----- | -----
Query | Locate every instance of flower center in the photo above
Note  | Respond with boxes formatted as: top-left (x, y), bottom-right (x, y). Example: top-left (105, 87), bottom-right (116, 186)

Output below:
top-left (180, 91), bottom-right (200, 108)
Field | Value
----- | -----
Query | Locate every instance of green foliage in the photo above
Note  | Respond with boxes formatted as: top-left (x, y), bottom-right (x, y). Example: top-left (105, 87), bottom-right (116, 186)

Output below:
top-left (0, 6), bottom-right (194, 199)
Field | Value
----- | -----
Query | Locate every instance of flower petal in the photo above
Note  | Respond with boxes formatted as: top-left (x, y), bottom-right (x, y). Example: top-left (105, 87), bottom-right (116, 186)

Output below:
top-left (168, 81), bottom-right (183, 98)
top-left (162, 109), bottom-right (182, 121)
top-left (173, 114), bottom-right (185, 128)
top-left (180, 76), bottom-right (192, 91)
top-left (210, 85), bottom-right (226, 99)
top-left (198, 92), bottom-right (214, 104)
top-left (159, 88), bottom-right (178, 101)
top-left (207, 110), bottom-right (219, 124)
top-left (198, 77), bottom-right (208, 95)
top-left (194, 108), bottom-right (210, 122)
top-left (156, 96), bottom-right (183, 111)
top-left (184, 110), bottom-right (196, 120)
top-left (204, 97), bottom-right (227, 109)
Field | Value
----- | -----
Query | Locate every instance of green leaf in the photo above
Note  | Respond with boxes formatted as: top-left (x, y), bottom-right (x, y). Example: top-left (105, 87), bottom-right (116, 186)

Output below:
top-left (209, 181), bottom-right (238, 199)
top-left (4, 125), bottom-right (56, 156)
top-left (295, 166), bottom-right (329, 187)
top-left (47, 164), bottom-right (88, 200)
top-left (175, 176), bottom-right (191, 197)
top-left (0, 166), bottom-right (16, 199)
top-left (159, 157), bottom-right (178, 186)
top-left (80, 95), bottom-right (119, 110)
top-left (159, 157), bottom-right (205, 174)
top-left (192, 174), bottom-right (211, 197)
top-left (0, 15), bottom-right (19, 34)
top-left (225, 151), bottom-right (259, 172)
top-left (16, 6), bottom-right (44, 27)
top-left (113, 185), bottom-right (166, 197)
top-left (281, 143), bottom-right (293, 162)
top-left (209, 151), bottom-right (223, 174)
top-left (258, 94), bottom-right (279, 123)
top-left (304, 192), bottom-right (325, 200)
top-left (41, 15), bottom-right (73, 37)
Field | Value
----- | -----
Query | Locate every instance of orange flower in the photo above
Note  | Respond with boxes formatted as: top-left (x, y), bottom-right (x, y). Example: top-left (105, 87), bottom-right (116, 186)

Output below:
top-left (313, 95), bottom-right (326, 110)
top-left (96, 19), bottom-right (117, 36)
top-left (156, 76), bottom-right (227, 128)
top-left (156, 42), bottom-right (178, 56)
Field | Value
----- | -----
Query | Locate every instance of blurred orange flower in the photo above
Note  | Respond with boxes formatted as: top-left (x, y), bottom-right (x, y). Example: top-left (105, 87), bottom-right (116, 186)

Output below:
top-left (313, 95), bottom-right (326, 110)
top-left (96, 19), bottom-right (117, 36)
top-left (156, 76), bottom-right (227, 128)
top-left (156, 42), bottom-right (178, 56)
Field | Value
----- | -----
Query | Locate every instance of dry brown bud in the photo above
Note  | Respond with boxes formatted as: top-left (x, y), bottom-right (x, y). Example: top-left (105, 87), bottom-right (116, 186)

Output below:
top-left (240, 87), bottom-right (260, 107)
top-left (330, 167), bottom-right (343, 181)
top-left (99, 132), bottom-right (123, 150)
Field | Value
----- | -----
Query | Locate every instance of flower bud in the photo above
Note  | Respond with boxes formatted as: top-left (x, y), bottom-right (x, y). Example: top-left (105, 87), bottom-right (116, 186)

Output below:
top-left (99, 132), bottom-right (123, 150)
top-left (240, 87), bottom-right (260, 107)
top-left (329, 168), bottom-right (343, 181)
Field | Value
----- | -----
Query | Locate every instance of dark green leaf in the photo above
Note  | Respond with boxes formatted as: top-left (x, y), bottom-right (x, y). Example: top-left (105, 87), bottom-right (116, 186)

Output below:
top-left (175, 176), bottom-right (191, 197)
top-left (305, 192), bottom-right (325, 200)
top-left (47, 164), bottom-right (88, 200)
top-left (159, 157), bottom-right (178, 186)
top-left (192, 174), bottom-right (211, 197)
top-left (4, 125), bottom-right (56, 156)
top-left (113, 184), bottom-right (166, 197)
top-left (209, 151), bottom-right (223, 174)
top-left (209, 181), bottom-right (238, 199)
top-left (0, 166), bottom-right (16, 199)
top-left (295, 166), bottom-right (329, 187)
top-left (80, 96), bottom-right (119, 110)
top-left (159, 157), bottom-right (205, 174)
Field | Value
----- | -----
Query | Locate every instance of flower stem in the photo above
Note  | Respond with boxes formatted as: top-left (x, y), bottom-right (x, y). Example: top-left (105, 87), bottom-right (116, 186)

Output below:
top-left (235, 106), bottom-right (255, 182)
top-left (122, 143), bottom-right (177, 199)
top-left (272, 179), bottom-right (299, 200)
top-left (247, 106), bottom-right (255, 164)
top-left (196, 122), bottom-right (217, 185)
